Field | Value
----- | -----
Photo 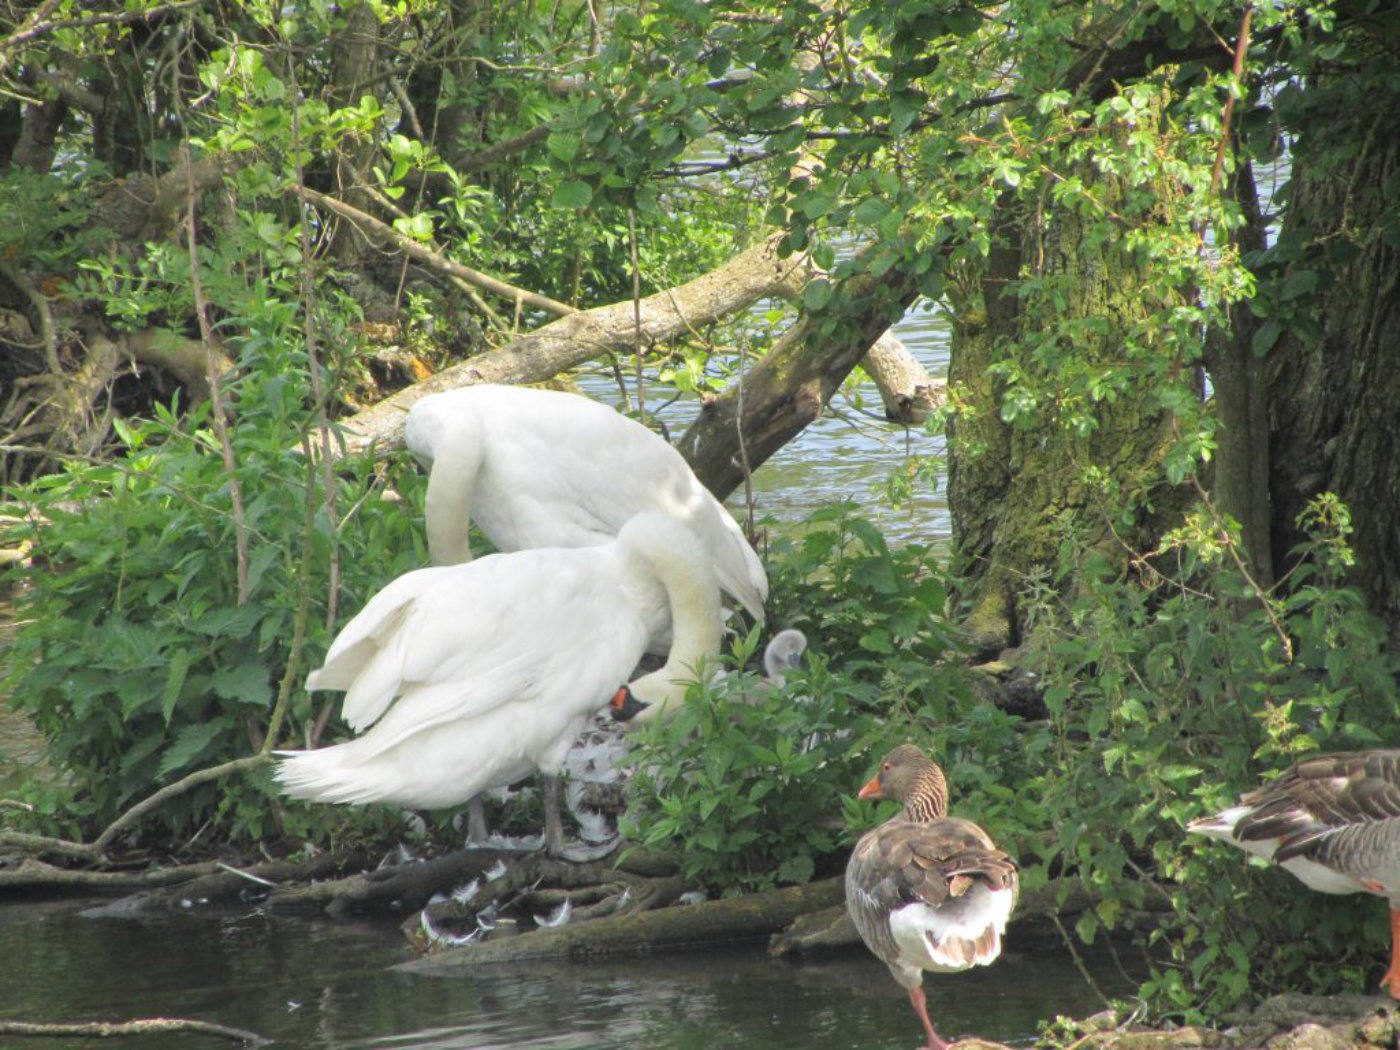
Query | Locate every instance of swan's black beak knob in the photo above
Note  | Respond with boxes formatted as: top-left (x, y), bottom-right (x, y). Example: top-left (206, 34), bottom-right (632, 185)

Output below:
top-left (609, 685), bottom-right (649, 722)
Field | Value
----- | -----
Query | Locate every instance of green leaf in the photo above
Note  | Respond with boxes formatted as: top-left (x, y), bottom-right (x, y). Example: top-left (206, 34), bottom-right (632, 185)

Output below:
top-left (546, 131), bottom-right (580, 162)
top-left (210, 659), bottom-right (273, 708)
top-left (551, 180), bottom-right (593, 210)
top-left (802, 279), bottom-right (833, 311)
top-left (157, 719), bottom-right (228, 779)
top-left (162, 649), bottom-right (193, 723)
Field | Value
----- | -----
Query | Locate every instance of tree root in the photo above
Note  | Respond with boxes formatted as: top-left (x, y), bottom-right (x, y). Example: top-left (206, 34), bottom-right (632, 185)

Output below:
top-left (0, 851), bottom-right (373, 908)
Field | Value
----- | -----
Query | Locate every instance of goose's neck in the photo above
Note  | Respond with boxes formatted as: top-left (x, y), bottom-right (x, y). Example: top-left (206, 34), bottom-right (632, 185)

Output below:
top-left (901, 763), bottom-right (949, 822)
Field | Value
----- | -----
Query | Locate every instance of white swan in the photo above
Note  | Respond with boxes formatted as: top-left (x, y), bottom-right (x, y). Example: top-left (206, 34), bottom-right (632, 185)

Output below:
top-left (403, 384), bottom-right (767, 621)
top-left (274, 512), bottom-right (722, 853)
top-left (610, 627), bottom-right (811, 724)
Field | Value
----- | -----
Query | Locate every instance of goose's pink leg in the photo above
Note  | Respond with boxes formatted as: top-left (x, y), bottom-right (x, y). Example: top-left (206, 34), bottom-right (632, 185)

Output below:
top-left (1380, 909), bottom-right (1400, 1000)
top-left (907, 985), bottom-right (949, 1050)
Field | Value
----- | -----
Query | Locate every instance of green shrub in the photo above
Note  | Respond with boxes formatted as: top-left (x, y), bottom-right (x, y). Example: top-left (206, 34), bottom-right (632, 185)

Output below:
top-left (624, 509), bottom-right (1039, 896)
top-left (1020, 499), bottom-right (1400, 1021)
top-left (2, 379), bottom-right (426, 848)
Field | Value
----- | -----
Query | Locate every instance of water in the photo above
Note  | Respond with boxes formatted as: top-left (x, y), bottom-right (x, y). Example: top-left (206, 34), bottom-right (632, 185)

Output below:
top-left (575, 299), bottom-right (953, 549)
top-left (1, 898), bottom-right (1134, 1049)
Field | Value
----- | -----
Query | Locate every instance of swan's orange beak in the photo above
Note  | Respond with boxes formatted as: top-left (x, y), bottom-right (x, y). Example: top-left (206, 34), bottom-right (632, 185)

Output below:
top-left (858, 774), bottom-right (884, 799)
top-left (609, 685), bottom-right (649, 722)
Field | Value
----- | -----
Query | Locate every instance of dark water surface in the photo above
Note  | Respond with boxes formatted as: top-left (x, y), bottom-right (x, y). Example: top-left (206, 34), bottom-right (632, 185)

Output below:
top-left (2, 897), bottom-right (1136, 1049)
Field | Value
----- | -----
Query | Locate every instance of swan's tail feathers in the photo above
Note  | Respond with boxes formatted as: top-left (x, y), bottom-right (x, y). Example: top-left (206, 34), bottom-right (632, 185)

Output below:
top-left (274, 746), bottom-right (393, 806)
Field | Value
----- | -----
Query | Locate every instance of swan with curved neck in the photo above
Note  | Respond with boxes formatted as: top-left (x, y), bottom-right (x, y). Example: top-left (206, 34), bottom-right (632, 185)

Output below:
top-left (403, 384), bottom-right (767, 623)
top-left (275, 513), bottom-right (721, 853)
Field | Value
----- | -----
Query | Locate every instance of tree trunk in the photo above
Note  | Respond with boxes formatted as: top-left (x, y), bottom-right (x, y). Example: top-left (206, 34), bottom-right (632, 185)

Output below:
top-left (946, 160), bottom-right (1192, 656)
top-left (1205, 162), bottom-right (1273, 585)
top-left (1266, 78), bottom-right (1400, 636)
top-left (678, 263), bottom-right (923, 500)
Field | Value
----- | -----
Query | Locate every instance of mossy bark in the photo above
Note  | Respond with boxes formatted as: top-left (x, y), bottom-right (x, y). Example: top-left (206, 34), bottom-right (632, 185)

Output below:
top-left (1265, 74), bottom-right (1400, 637)
top-left (946, 148), bottom-right (1190, 656)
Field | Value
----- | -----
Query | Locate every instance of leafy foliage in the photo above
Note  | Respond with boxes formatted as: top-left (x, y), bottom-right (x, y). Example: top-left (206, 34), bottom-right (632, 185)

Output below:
top-left (1018, 501), bottom-right (1400, 1022)
top-left (625, 510), bottom-right (1038, 896)
top-left (1, 378), bottom-right (426, 847)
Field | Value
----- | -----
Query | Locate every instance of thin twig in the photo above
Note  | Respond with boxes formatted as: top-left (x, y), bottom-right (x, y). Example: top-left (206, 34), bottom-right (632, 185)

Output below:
top-left (295, 185), bottom-right (574, 317)
top-left (91, 755), bottom-right (271, 854)
top-left (1049, 911), bottom-right (1116, 1010)
top-left (184, 148), bottom-right (250, 604)
top-left (628, 209), bottom-right (646, 426)
top-left (1, 0), bottom-right (202, 60)
top-left (1208, 6), bottom-right (1254, 200)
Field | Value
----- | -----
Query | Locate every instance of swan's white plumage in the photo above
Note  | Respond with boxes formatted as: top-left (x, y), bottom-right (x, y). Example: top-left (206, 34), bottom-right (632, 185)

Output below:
top-left (276, 513), bottom-right (720, 813)
top-left (403, 384), bottom-right (767, 621)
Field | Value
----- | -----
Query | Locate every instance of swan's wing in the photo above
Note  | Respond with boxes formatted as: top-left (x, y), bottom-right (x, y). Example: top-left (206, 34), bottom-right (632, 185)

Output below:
top-left (307, 566), bottom-right (441, 698)
top-left (476, 389), bottom-right (767, 616)
top-left (319, 545), bottom-right (650, 734)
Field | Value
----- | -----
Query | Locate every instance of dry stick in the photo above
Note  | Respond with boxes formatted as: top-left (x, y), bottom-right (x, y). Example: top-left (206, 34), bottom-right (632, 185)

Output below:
top-left (90, 755), bottom-right (271, 856)
top-left (628, 208), bottom-right (646, 425)
top-left (1208, 6), bottom-right (1254, 201)
top-left (185, 153), bottom-right (250, 604)
top-left (295, 185), bottom-right (574, 317)
top-left (288, 87), bottom-right (338, 752)
top-left (0, 1018), bottom-right (267, 1045)
top-left (292, 91), bottom-right (341, 637)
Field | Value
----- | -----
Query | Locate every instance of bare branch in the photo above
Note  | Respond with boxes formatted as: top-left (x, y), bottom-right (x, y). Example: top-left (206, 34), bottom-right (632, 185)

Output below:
top-left (295, 185), bottom-right (574, 317)
top-left (334, 232), bottom-right (808, 453)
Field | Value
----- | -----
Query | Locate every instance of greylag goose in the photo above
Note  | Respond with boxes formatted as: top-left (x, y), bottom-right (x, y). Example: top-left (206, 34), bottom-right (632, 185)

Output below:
top-left (274, 513), bottom-right (721, 855)
top-left (404, 384), bottom-right (767, 622)
top-left (846, 744), bottom-right (1018, 1049)
top-left (1188, 749), bottom-right (1400, 998)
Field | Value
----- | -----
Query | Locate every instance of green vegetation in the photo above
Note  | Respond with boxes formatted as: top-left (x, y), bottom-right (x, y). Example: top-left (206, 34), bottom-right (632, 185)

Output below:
top-left (2, 0), bottom-right (1399, 1028)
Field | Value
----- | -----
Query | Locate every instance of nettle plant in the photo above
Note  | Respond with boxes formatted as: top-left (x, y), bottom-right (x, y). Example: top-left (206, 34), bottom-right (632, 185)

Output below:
top-left (2, 359), bottom-right (427, 848)
top-left (1019, 497), bottom-right (1400, 1022)
top-left (624, 509), bottom-right (1039, 897)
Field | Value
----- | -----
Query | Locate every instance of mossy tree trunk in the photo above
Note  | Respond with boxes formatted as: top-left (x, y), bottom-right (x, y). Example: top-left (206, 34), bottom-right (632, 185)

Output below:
top-left (946, 154), bottom-right (1191, 656)
top-left (1265, 69), bottom-right (1400, 636)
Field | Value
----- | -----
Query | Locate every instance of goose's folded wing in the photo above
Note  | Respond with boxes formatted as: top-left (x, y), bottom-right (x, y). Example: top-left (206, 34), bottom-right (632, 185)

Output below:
top-left (1237, 750), bottom-right (1400, 860)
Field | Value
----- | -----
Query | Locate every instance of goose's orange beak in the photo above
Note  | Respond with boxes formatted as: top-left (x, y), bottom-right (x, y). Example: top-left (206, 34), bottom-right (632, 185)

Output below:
top-left (610, 687), bottom-right (629, 713)
top-left (858, 774), bottom-right (884, 799)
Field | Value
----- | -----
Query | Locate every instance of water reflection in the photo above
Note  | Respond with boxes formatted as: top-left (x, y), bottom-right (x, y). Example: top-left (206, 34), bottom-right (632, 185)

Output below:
top-left (576, 298), bottom-right (953, 549)
top-left (2, 898), bottom-right (1135, 1049)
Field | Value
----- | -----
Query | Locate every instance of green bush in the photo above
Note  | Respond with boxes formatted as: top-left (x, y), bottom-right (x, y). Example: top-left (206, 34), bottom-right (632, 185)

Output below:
top-left (1020, 499), bottom-right (1400, 1021)
top-left (2, 378), bottom-right (426, 848)
top-left (624, 509), bottom-right (1038, 896)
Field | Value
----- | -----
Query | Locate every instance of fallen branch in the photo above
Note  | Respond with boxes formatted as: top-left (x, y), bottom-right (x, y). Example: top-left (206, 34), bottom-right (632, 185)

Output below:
top-left (296, 186), bottom-right (573, 318)
top-left (400, 876), bottom-right (844, 972)
top-left (333, 231), bottom-right (806, 454)
top-left (0, 1018), bottom-right (266, 1045)
top-left (263, 846), bottom-right (515, 917)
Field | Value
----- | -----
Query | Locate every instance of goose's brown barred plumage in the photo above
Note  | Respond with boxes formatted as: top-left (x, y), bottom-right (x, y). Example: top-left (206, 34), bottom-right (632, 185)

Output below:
top-left (845, 744), bottom-right (1018, 1050)
top-left (1189, 749), bottom-right (1400, 999)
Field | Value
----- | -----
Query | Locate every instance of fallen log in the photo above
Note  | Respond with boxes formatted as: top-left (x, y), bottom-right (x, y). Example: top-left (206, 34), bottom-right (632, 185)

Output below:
top-left (400, 876), bottom-right (845, 973)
